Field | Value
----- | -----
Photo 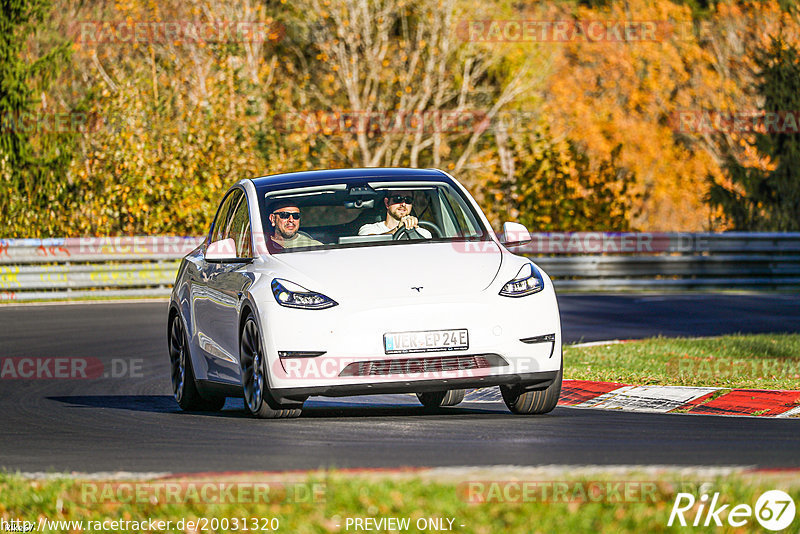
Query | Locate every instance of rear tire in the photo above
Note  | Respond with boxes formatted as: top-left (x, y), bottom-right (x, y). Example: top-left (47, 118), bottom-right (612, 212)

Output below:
top-left (500, 360), bottom-right (563, 415)
top-left (417, 389), bottom-right (466, 408)
top-left (240, 314), bottom-right (302, 419)
top-left (168, 313), bottom-right (226, 412)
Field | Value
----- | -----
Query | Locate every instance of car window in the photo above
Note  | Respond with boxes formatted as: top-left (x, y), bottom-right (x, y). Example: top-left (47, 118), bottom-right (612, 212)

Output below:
top-left (260, 180), bottom-right (488, 253)
top-left (226, 192), bottom-right (252, 258)
top-left (210, 190), bottom-right (239, 244)
top-left (208, 188), bottom-right (251, 258)
top-left (439, 187), bottom-right (482, 237)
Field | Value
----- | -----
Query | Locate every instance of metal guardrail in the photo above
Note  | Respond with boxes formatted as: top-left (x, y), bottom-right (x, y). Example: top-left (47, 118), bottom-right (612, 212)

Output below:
top-left (519, 232), bottom-right (800, 291)
top-left (1, 233), bottom-right (799, 300)
top-left (0, 237), bottom-right (201, 301)
top-left (0, 236), bottom-right (203, 263)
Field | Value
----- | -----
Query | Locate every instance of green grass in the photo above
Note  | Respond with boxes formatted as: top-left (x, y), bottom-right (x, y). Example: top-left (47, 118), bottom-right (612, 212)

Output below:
top-left (1, 471), bottom-right (799, 533)
top-left (564, 334), bottom-right (800, 389)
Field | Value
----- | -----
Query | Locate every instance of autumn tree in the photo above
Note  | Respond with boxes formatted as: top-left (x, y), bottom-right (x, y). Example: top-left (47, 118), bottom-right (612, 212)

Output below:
top-left (0, 0), bottom-right (73, 237)
top-left (541, 0), bottom-right (762, 230)
top-left (57, 0), bottom-right (291, 235)
top-left (707, 33), bottom-right (800, 230)
top-left (275, 0), bottom-right (532, 174)
top-left (483, 124), bottom-right (636, 231)
top-left (7, 0), bottom-right (800, 237)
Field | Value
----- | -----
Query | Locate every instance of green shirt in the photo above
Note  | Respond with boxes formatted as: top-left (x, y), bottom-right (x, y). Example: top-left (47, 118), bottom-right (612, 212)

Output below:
top-left (278, 232), bottom-right (323, 249)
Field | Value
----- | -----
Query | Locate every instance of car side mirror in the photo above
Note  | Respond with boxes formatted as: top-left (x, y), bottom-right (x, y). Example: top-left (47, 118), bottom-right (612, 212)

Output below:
top-left (206, 238), bottom-right (238, 262)
top-left (500, 222), bottom-right (532, 247)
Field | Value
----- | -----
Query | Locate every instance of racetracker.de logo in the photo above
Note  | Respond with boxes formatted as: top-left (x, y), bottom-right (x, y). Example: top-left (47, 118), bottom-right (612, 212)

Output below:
top-left (69, 20), bottom-right (285, 44)
top-left (80, 480), bottom-right (326, 504)
top-left (670, 110), bottom-right (800, 134)
top-left (0, 357), bottom-right (142, 379)
top-left (456, 20), bottom-right (672, 42)
top-left (271, 353), bottom-right (499, 382)
top-left (272, 110), bottom-right (490, 135)
top-left (667, 356), bottom-right (800, 382)
top-left (459, 480), bottom-right (659, 503)
top-left (0, 112), bottom-right (102, 134)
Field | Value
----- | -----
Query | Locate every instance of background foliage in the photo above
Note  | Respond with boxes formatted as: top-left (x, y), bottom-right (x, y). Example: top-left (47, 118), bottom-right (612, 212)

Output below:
top-left (707, 34), bottom-right (800, 230)
top-left (2, 0), bottom-right (798, 237)
top-left (0, 0), bottom-right (73, 236)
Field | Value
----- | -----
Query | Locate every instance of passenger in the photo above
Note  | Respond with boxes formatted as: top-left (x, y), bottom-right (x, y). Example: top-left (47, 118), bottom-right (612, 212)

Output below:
top-left (268, 202), bottom-right (322, 250)
top-left (358, 191), bottom-right (432, 238)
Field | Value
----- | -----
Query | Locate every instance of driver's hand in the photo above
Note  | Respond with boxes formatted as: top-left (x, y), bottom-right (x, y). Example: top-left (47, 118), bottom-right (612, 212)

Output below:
top-left (395, 215), bottom-right (418, 231)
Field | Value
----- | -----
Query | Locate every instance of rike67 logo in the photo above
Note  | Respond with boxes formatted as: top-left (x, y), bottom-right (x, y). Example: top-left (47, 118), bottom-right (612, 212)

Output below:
top-left (668, 490), bottom-right (796, 531)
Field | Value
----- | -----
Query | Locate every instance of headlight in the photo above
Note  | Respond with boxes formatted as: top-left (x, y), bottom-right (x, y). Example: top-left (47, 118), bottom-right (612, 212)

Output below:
top-left (271, 279), bottom-right (338, 309)
top-left (499, 263), bottom-right (544, 297)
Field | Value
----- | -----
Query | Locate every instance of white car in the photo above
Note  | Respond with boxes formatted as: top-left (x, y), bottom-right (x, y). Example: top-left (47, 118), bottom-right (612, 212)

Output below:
top-left (168, 168), bottom-right (562, 418)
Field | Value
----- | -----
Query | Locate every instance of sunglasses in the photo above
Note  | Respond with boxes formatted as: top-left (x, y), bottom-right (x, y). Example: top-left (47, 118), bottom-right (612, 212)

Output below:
top-left (274, 211), bottom-right (300, 220)
top-left (388, 195), bottom-right (414, 205)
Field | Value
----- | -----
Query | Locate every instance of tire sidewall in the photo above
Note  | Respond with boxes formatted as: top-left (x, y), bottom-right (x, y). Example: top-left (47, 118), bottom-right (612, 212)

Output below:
top-left (241, 315), bottom-right (266, 415)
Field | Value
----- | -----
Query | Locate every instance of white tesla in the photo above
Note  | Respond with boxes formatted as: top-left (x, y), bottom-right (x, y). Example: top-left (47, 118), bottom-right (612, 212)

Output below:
top-left (168, 168), bottom-right (562, 418)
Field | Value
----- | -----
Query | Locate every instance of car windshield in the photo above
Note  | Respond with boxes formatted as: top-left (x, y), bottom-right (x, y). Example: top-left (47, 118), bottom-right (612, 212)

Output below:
top-left (259, 179), bottom-right (488, 253)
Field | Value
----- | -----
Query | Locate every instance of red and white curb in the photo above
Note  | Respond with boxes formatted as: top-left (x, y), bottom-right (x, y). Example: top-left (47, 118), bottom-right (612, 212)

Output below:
top-left (561, 381), bottom-right (800, 417)
top-left (465, 381), bottom-right (800, 418)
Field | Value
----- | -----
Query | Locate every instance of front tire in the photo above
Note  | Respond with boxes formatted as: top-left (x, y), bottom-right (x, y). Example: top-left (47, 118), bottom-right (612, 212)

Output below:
top-left (168, 314), bottom-right (225, 412)
top-left (240, 314), bottom-right (302, 419)
top-left (500, 360), bottom-right (563, 415)
top-left (417, 389), bottom-right (466, 409)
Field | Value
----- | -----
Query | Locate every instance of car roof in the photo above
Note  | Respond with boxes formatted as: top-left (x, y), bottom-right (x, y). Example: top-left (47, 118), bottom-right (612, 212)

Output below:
top-left (250, 167), bottom-right (452, 191)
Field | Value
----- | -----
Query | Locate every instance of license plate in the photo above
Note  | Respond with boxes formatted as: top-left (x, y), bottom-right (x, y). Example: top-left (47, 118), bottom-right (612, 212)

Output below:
top-left (383, 329), bottom-right (469, 354)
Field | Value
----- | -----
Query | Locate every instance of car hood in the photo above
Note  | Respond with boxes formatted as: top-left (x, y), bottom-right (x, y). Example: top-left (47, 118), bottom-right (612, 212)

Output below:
top-left (267, 240), bottom-right (503, 298)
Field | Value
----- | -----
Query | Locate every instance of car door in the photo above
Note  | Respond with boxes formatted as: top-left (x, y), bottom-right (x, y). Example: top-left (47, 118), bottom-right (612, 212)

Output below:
top-left (202, 188), bottom-right (256, 383)
top-left (189, 190), bottom-right (236, 381)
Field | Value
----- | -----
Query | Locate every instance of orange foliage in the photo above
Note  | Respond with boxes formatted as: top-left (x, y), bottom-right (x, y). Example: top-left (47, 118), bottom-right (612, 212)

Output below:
top-left (543, 0), bottom-right (796, 230)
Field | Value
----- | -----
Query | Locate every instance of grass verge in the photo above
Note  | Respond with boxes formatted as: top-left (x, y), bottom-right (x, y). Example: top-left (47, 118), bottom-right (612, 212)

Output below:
top-left (1, 470), bottom-right (799, 533)
top-left (564, 333), bottom-right (800, 389)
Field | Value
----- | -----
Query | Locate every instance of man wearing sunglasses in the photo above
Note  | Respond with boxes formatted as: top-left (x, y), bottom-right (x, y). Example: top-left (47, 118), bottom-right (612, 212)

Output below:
top-left (358, 191), bottom-right (432, 238)
top-left (268, 202), bottom-right (322, 250)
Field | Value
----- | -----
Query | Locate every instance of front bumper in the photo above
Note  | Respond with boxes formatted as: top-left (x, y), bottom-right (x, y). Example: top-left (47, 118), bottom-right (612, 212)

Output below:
top-left (256, 286), bottom-right (562, 396)
top-left (269, 370), bottom-right (560, 404)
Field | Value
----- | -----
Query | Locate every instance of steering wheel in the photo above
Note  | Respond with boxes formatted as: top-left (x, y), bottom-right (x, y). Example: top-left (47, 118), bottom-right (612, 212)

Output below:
top-left (418, 221), bottom-right (442, 238)
top-left (393, 227), bottom-right (424, 240)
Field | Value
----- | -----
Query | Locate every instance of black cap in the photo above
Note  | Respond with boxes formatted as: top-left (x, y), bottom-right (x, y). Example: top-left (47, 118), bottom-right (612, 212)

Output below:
top-left (269, 199), bottom-right (300, 213)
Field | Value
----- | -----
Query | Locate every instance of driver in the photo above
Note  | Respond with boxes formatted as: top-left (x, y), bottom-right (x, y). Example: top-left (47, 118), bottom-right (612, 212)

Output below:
top-left (269, 202), bottom-right (322, 249)
top-left (358, 191), bottom-right (432, 238)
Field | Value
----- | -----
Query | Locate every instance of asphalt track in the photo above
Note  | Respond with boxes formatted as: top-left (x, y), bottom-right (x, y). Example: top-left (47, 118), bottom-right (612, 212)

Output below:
top-left (1, 294), bottom-right (799, 473)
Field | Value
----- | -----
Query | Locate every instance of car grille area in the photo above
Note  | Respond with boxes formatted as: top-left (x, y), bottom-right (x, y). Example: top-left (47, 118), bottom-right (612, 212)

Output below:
top-left (338, 353), bottom-right (508, 377)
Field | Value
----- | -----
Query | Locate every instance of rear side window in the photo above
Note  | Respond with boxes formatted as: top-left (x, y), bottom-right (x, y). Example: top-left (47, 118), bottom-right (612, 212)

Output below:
top-left (209, 189), bottom-right (251, 257)
top-left (210, 190), bottom-right (239, 244)
top-left (227, 193), bottom-right (252, 257)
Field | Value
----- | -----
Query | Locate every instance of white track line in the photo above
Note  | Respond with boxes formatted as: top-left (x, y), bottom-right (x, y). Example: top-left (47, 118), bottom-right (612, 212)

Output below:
top-left (573, 385), bottom-right (719, 413)
top-left (776, 405), bottom-right (800, 418)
